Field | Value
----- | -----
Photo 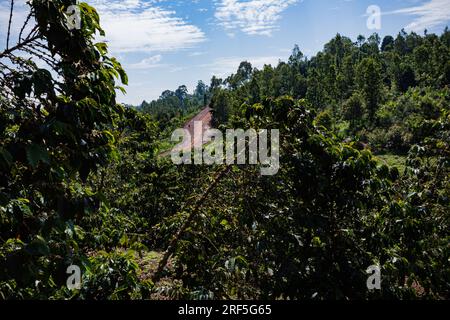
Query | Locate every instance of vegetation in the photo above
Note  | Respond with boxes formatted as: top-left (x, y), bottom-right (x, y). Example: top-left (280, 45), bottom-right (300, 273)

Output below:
top-left (0, 1), bottom-right (448, 300)
top-left (139, 81), bottom-right (209, 131)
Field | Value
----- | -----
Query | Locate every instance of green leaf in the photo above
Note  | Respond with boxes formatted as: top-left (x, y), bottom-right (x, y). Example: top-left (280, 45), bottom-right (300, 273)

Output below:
top-left (220, 219), bottom-right (229, 227)
top-left (33, 69), bottom-right (54, 97)
top-left (15, 198), bottom-right (32, 218)
top-left (116, 86), bottom-right (127, 95)
top-left (26, 235), bottom-right (50, 256)
top-left (0, 148), bottom-right (13, 169)
top-left (103, 130), bottom-right (115, 144)
top-left (95, 42), bottom-right (108, 55)
top-left (26, 144), bottom-right (50, 168)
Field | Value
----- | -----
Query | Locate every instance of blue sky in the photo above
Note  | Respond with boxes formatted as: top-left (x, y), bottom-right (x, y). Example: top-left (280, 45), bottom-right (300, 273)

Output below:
top-left (1, 0), bottom-right (450, 105)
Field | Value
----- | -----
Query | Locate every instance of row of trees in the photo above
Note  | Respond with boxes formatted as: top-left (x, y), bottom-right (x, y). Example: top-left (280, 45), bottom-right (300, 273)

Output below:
top-left (210, 29), bottom-right (450, 153)
top-left (139, 81), bottom-right (210, 128)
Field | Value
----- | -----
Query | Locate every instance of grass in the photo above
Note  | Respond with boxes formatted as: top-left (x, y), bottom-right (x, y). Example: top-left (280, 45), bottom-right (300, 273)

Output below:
top-left (157, 108), bottom-right (204, 156)
top-left (375, 154), bottom-right (407, 174)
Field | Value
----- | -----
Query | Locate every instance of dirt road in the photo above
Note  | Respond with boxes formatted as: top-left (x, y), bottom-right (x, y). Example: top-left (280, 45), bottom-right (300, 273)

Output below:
top-left (166, 106), bottom-right (212, 155)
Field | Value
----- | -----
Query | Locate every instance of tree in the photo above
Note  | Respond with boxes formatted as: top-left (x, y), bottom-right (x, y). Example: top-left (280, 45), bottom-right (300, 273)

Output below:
top-left (314, 109), bottom-right (333, 130)
top-left (210, 76), bottom-right (223, 91)
top-left (227, 61), bottom-right (253, 89)
top-left (160, 90), bottom-right (175, 99)
top-left (357, 35), bottom-right (366, 60)
top-left (210, 89), bottom-right (230, 126)
top-left (357, 35), bottom-right (366, 48)
top-left (381, 35), bottom-right (395, 52)
top-left (306, 68), bottom-right (326, 109)
top-left (441, 26), bottom-right (450, 46)
top-left (175, 85), bottom-right (188, 108)
top-left (395, 63), bottom-right (416, 92)
top-left (366, 33), bottom-right (381, 55)
top-left (394, 30), bottom-right (408, 55)
top-left (236, 61), bottom-right (253, 83)
top-left (0, 0), bottom-right (129, 297)
top-left (194, 80), bottom-right (207, 98)
top-left (288, 44), bottom-right (304, 67)
top-left (325, 33), bottom-right (349, 68)
top-left (442, 61), bottom-right (450, 86)
top-left (343, 92), bottom-right (365, 130)
top-left (356, 57), bottom-right (382, 122)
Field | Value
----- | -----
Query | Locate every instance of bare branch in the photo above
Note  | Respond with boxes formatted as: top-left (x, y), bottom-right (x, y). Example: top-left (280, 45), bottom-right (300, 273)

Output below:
top-left (152, 165), bottom-right (232, 283)
top-left (19, 10), bottom-right (34, 42)
top-left (6, 0), bottom-right (14, 50)
top-left (0, 34), bottom-right (40, 60)
top-left (18, 47), bottom-right (58, 69)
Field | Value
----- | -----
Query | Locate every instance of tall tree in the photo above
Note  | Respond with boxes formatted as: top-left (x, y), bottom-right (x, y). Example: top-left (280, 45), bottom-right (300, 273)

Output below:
top-left (381, 35), bottom-right (395, 52)
top-left (356, 57), bottom-right (382, 122)
top-left (160, 90), bottom-right (175, 99)
top-left (288, 44), bottom-right (304, 67)
top-left (0, 0), bottom-right (128, 297)
top-left (194, 80), bottom-right (207, 98)
top-left (175, 85), bottom-right (188, 108)
top-left (210, 76), bottom-right (223, 92)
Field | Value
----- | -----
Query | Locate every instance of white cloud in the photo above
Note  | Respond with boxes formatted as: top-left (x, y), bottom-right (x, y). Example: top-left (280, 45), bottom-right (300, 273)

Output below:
top-left (127, 54), bottom-right (165, 69)
top-left (88, 0), bottom-right (206, 53)
top-left (215, 0), bottom-right (299, 36)
top-left (189, 51), bottom-right (208, 56)
top-left (390, 0), bottom-right (450, 32)
top-left (203, 55), bottom-right (282, 77)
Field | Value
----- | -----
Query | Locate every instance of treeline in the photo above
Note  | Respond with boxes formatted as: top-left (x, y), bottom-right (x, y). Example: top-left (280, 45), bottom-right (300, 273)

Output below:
top-left (210, 29), bottom-right (450, 154)
top-left (138, 81), bottom-right (211, 126)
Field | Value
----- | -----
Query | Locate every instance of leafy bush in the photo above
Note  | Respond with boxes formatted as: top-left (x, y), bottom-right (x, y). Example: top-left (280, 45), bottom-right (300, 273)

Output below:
top-left (75, 251), bottom-right (152, 300)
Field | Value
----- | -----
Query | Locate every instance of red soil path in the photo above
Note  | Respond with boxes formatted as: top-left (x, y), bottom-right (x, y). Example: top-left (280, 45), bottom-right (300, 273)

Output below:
top-left (164, 106), bottom-right (212, 155)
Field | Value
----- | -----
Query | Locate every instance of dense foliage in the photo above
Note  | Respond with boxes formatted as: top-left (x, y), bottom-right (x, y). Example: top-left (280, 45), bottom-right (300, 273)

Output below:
top-left (139, 81), bottom-right (210, 130)
top-left (0, 1), bottom-right (448, 300)
top-left (211, 31), bottom-right (450, 153)
top-left (0, 0), bottom-right (142, 299)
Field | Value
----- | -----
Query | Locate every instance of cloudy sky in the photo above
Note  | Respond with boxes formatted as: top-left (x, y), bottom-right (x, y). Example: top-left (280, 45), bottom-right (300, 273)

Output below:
top-left (1, 0), bottom-right (450, 105)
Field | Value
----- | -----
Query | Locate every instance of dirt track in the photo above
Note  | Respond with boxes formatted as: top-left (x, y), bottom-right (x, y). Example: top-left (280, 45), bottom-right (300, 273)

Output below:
top-left (167, 106), bottom-right (212, 154)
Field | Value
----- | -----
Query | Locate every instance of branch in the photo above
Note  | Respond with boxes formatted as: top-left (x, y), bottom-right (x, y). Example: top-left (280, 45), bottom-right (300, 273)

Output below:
top-left (6, 0), bottom-right (14, 50)
top-left (19, 10), bottom-right (33, 42)
top-left (152, 164), bottom-right (231, 282)
top-left (0, 34), bottom-right (40, 60)
top-left (19, 47), bottom-right (58, 69)
top-left (152, 134), bottom-right (263, 282)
